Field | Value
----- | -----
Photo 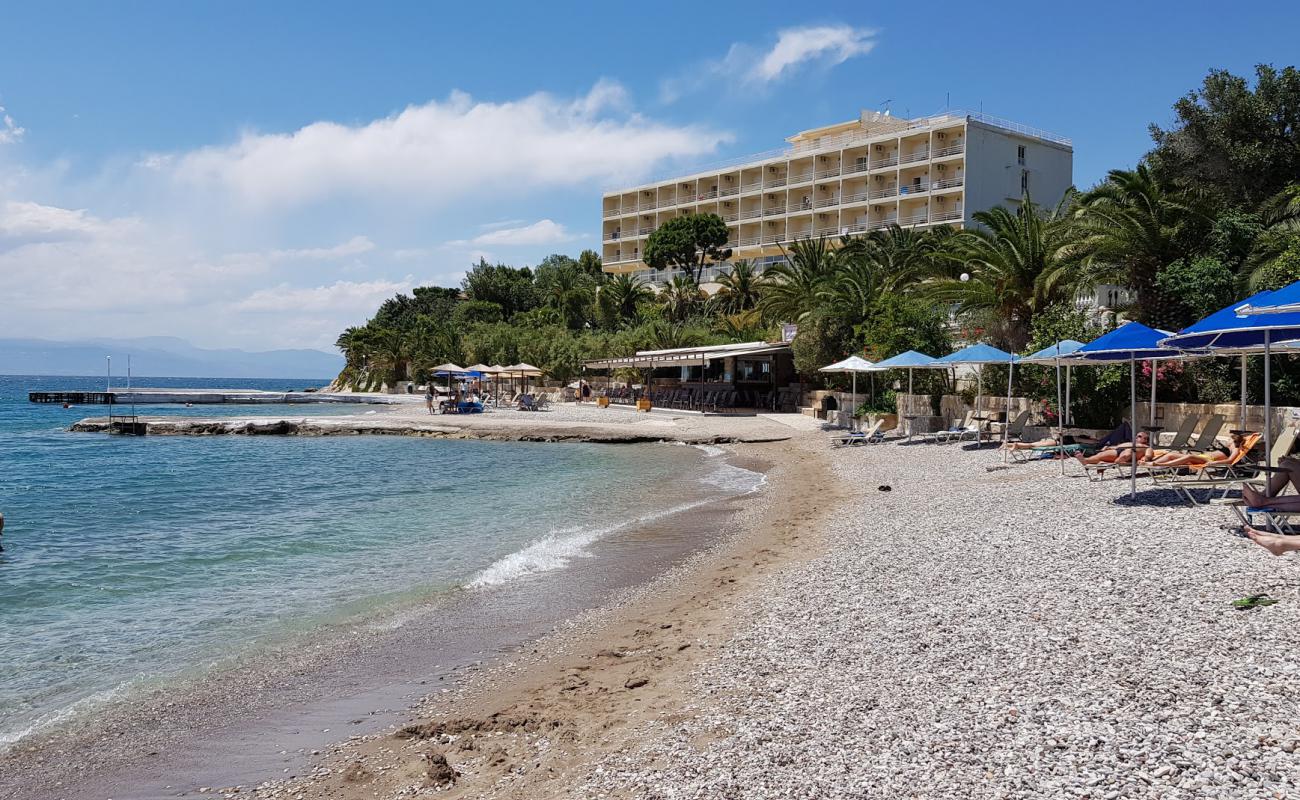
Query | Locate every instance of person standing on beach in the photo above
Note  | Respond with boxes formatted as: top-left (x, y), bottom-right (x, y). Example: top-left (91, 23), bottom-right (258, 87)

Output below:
top-left (424, 383), bottom-right (434, 415)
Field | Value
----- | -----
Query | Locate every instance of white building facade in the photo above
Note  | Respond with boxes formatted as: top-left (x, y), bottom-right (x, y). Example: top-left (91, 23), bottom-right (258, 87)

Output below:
top-left (601, 110), bottom-right (1073, 285)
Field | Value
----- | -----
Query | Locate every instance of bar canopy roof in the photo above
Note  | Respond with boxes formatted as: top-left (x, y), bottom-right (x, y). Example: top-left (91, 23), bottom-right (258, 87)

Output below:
top-left (584, 340), bottom-right (791, 370)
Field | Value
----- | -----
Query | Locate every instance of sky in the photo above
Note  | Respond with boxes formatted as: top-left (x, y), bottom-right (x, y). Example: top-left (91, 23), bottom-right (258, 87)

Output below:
top-left (1, 1), bottom-right (1297, 352)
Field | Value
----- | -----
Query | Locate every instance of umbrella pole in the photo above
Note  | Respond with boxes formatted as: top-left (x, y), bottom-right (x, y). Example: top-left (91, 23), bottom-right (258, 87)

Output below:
top-left (1265, 331), bottom-right (1273, 494)
top-left (977, 365), bottom-right (983, 445)
top-left (1003, 360), bottom-right (1014, 461)
top-left (851, 372), bottom-right (857, 431)
top-left (1056, 357), bottom-right (1065, 475)
top-left (1065, 365), bottom-right (1072, 426)
top-left (1240, 354), bottom-right (1248, 430)
top-left (1129, 357), bottom-right (1137, 500)
top-left (1149, 359), bottom-right (1157, 426)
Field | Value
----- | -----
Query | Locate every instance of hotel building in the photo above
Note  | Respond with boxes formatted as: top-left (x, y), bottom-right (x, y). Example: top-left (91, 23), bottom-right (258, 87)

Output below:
top-left (600, 110), bottom-right (1073, 285)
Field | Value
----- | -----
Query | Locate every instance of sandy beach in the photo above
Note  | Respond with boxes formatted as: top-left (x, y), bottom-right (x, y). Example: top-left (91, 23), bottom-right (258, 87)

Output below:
top-left (19, 405), bottom-right (1300, 798)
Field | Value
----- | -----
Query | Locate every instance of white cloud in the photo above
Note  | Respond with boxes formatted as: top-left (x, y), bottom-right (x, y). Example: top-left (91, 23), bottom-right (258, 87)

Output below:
top-left (232, 279), bottom-right (414, 313)
top-left (451, 218), bottom-right (576, 247)
top-left (161, 80), bottom-right (730, 208)
top-left (660, 24), bottom-right (877, 102)
top-left (752, 25), bottom-right (877, 83)
top-left (0, 200), bottom-right (129, 242)
top-left (0, 104), bottom-right (24, 145)
top-left (266, 235), bottom-right (376, 261)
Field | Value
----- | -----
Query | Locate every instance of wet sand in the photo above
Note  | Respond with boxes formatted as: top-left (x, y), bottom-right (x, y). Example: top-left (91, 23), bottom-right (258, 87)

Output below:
top-left (0, 421), bottom-right (840, 799)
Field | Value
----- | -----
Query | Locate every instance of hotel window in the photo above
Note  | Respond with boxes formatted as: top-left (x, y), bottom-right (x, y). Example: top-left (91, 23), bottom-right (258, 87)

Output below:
top-left (1020, 169), bottom-right (1030, 193)
top-left (1017, 145), bottom-right (1026, 165)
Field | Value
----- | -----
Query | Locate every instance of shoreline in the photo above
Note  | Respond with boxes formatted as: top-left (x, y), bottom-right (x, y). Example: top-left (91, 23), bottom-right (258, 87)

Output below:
top-left (0, 422), bottom-right (836, 799)
top-left (240, 433), bottom-right (846, 799)
top-left (68, 404), bottom-right (800, 444)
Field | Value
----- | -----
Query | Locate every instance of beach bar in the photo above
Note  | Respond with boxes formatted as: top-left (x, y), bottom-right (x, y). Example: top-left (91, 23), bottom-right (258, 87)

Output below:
top-left (584, 341), bottom-right (799, 411)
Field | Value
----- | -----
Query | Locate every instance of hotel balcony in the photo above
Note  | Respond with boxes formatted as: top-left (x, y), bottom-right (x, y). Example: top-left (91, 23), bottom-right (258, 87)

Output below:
top-left (741, 180), bottom-right (764, 194)
top-left (899, 148), bottom-right (930, 165)
top-left (932, 207), bottom-right (964, 223)
top-left (603, 207), bottom-right (622, 218)
top-left (870, 155), bottom-right (899, 170)
top-left (868, 184), bottom-right (898, 200)
top-left (788, 169), bottom-right (814, 186)
top-left (814, 195), bottom-right (840, 209)
top-left (932, 143), bottom-right (965, 159)
top-left (763, 204), bottom-right (786, 217)
top-left (841, 188), bottom-right (871, 206)
top-left (739, 208), bottom-right (763, 220)
top-left (931, 176), bottom-right (964, 192)
top-left (899, 211), bottom-right (930, 227)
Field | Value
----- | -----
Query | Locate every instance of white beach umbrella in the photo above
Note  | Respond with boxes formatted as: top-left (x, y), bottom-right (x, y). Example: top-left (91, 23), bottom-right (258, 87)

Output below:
top-left (819, 355), bottom-right (875, 424)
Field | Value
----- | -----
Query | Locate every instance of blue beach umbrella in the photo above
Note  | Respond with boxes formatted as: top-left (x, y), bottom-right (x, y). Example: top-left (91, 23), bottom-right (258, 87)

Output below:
top-left (1161, 285), bottom-right (1300, 472)
top-left (868, 350), bottom-right (937, 396)
top-left (932, 343), bottom-right (1018, 444)
top-left (1020, 341), bottom-right (1087, 469)
top-left (1071, 322), bottom-right (1179, 498)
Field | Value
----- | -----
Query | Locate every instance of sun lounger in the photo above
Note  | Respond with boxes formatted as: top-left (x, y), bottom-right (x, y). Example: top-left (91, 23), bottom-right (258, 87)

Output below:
top-left (927, 411), bottom-right (976, 444)
top-left (1157, 416), bottom-right (1200, 451)
top-left (998, 410), bottom-right (1033, 445)
top-left (831, 419), bottom-right (884, 447)
top-left (1173, 414), bottom-right (1227, 454)
top-left (1159, 429), bottom-right (1289, 504)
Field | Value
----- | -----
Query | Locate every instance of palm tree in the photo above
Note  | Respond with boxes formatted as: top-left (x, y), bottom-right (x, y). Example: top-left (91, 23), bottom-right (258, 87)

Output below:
top-left (536, 263), bottom-right (595, 329)
top-left (758, 236), bottom-right (841, 323)
top-left (714, 260), bottom-right (762, 314)
top-left (847, 224), bottom-right (953, 295)
top-left (1074, 166), bottom-right (1204, 326)
top-left (660, 275), bottom-right (705, 322)
top-left (1241, 182), bottom-right (1300, 290)
top-left (924, 193), bottom-right (1083, 351)
top-left (713, 308), bottom-right (768, 342)
top-left (597, 273), bottom-right (653, 327)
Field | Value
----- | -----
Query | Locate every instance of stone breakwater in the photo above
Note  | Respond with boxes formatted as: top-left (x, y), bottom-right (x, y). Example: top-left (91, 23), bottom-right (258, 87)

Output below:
top-left (583, 443), bottom-right (1300, 799)
top-left (69, 413), bottom-right (794, 445)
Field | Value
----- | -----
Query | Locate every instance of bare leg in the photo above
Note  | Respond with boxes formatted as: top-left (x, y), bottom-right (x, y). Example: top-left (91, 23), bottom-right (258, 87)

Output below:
top-left (1246, 526), bottom-right (1300, 556)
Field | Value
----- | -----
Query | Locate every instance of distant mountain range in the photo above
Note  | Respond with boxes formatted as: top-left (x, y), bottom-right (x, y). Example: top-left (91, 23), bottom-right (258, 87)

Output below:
top-left (0, 336), bottom-right (344, 380)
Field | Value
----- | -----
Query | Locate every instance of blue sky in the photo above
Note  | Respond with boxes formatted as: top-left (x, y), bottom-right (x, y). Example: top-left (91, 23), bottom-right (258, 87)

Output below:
top-left (1, 1), bottom-right (1297, 350)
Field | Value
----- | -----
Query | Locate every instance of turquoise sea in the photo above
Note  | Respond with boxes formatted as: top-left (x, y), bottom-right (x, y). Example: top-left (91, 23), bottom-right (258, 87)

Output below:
top-left (0, 375), bottom-right (756, 750)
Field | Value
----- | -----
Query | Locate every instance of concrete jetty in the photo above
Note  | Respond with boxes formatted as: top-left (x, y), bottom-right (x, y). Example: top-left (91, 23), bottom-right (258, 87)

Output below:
top-left (30, 388), bottom-right (421, 406)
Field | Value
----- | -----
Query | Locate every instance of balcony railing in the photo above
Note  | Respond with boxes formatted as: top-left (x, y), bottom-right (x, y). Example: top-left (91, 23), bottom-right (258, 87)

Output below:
top-left (842, 221), bottom-right (869, 235)
top-left (638, 226), bottom-right (654, 235)
top-left (720, 186), bottom-right (740, 197)
top-left (868, 218), bottom-right (896, 230)
top-left (762, 233), bottom-right (783, 244)
top-left (931, 176), bottom-right (965, 191)
top-left (932, 143), bottom-right (965, 158)
top-left (899, 149), bottom-right (930, 164)
top-left (788, 171), bottom-right (814, 184)
top-left (739, 208), bottom-right (763, 220)
top-left (843, 161), bottom-right (870, 175)
top-left (737, 236), bottom-right (761, 247)
top-left (899, 182), bottom-right (931, 196)
top-left (899, 212), bottom-right (930, 226)
top-left (814, 195), bottom-right (840, 208)
top-left (842, 190), bottom-right (871, 204)
top-left (763, 205), bottom-right (786, 216)
top-left (815, 166), bottom-right (842, 180)
top-left (789, 200), bottom-right (814, 213)
top-left (868, 185), bottom-right (898, 200)
top-left (658, 197), bottom-right (678, 209)
top-left (871, 155), bottom-right (899, 169)
top-left (604, 208), bottom-right (622, 218)
top-left (741, 181), bottom-right (763, 193)
top-left (639, 201), bottom-right (657, 211)
top-left (604, 232), bottom-right (622, 241)
top-left (720, 212), bottom-right (739, 222)
top-left (764, 177), bottom-right (788, 188)
top-left (815, 225), bottom-right (840, 237)
top-left (932, 208), bottom-right (964, 222)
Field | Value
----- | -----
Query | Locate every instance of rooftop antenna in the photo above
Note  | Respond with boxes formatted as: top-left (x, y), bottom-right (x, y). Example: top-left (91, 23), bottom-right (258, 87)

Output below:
top-left (946, 91), bottom-right (950, 109)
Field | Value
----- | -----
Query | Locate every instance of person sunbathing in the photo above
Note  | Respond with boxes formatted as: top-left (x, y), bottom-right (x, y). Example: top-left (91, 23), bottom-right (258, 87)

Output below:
top-left (1000, 422), bottom-right (1131, 452)
top-left (1073, 431), bottom-right (1155, 466)
top-left (1241, 456), bottom-right (1300, 510)
top-left (1146, 432), bottom-right (1249, 469)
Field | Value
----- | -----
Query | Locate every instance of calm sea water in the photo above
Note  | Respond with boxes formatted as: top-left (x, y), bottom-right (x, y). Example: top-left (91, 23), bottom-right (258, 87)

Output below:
top-left (0, 375), bottom-right (754, 748)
